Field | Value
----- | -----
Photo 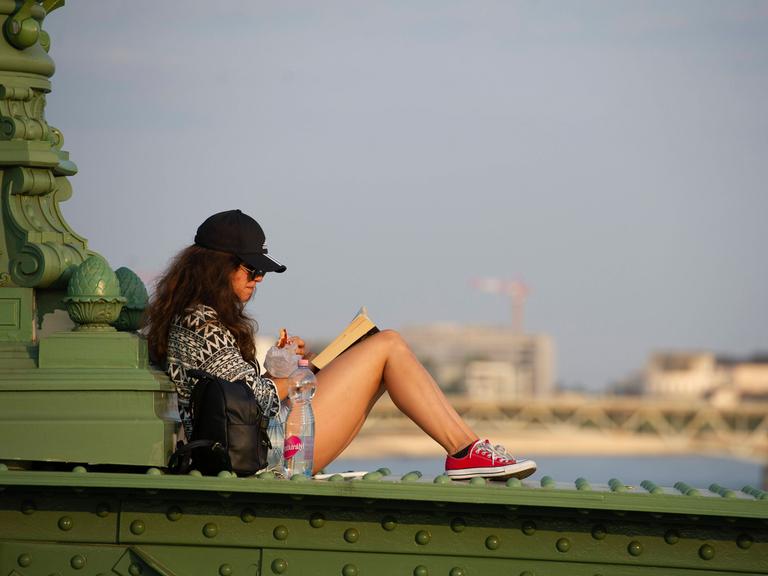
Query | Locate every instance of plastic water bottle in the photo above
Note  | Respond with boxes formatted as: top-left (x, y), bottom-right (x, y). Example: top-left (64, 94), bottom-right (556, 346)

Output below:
top-left (283, 359), bottom-right (316, 478)
top-left (266, 400), bottom-right (289, 472)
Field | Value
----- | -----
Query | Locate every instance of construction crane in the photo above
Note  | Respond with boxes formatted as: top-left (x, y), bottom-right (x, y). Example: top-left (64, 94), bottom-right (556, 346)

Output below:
top-left (472, 277), bottom-right (529, 334)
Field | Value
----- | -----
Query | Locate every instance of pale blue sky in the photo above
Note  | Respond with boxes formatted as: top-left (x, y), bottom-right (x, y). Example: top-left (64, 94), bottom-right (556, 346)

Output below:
top-left (46, 1), bottom-right (768, 390)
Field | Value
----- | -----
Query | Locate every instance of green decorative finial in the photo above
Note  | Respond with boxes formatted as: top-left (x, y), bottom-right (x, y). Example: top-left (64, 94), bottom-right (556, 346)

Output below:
top-left (63, 255), bottom-right (126, 331)
top-left (113, 267), bottom-right (149, 332)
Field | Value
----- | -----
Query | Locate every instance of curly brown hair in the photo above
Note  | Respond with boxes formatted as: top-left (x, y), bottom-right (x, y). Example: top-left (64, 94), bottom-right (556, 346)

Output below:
top-left (144, 245), bottom-right (257, 365)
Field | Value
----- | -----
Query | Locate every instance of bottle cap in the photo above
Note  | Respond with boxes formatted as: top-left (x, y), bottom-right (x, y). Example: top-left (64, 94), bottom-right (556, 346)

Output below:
top-left (298, 358), bottom-right (309, 367)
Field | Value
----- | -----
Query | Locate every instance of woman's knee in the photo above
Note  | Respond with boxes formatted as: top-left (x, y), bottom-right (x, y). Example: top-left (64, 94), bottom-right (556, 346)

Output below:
top-left (374, 329), bottom-right (411, 354)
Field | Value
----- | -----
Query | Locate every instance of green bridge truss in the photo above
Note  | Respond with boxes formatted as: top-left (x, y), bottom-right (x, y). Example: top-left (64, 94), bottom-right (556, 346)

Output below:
top-left (1, 467), bottom-right (767, 575)
top-left (0, 2), bottom-right (765, 575)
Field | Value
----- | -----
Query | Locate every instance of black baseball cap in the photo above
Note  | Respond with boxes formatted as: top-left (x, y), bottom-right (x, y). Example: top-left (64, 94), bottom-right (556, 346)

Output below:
top-left (194, 209), bottom-right (286, 273)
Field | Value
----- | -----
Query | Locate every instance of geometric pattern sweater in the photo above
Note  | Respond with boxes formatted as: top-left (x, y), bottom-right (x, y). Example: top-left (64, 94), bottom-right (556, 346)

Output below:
top-left (166, 304), bottom-right (280, 440)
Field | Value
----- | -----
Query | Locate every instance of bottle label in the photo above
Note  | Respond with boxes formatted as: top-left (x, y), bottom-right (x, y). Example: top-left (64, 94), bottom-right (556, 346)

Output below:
top-left (283, 435), bottom-right (303, 459)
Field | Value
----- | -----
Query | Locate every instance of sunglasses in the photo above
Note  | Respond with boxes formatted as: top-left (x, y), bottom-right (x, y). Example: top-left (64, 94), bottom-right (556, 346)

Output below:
top-left (240, 264), bottom-right (265, 281)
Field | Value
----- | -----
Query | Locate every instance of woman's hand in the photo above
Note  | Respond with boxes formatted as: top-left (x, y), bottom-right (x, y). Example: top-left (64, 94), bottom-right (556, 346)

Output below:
top-left (276, 328), bottom-right (311, 359)
top-left (288, 335), bottom-right (309, 358)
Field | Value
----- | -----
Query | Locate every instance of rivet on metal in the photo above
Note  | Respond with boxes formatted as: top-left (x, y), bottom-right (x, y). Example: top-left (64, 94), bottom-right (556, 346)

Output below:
top-left (450, 518), bottom-right (466, 533)
top-left (21, 501), bottom-right (35, 515)
top-left (469, 477), bottom-right (486, 486)
top-left (521, 520), bottom-right (536, 535)
top-left (344, 528), bottom-right (360, 543)
top-left (413, 565), bottom-right (428, 576)
top-left (146, 467), bottom-right (162, 476)
top-left (506, 477), bottom-right (522, 487)
top-left (737, 534), bottom-right (754, 550)
top-left (273, 525), bottom-right (289, 540)
top-left (203, 523), bottom-right (219, 538)
top-left (17, 554), bottom-right (31, 568)
top-left (674, 481), bottom-right (700, 496)
top-left (166, 506), bottom-right (182, 521)
top-left (485, 535), bottom-right (500, 550)
top-left (433, 474), bottom-right (453, 484)
top-left (130, 520), bottom-right (145, 535)
top-left (241, 508), bottom-right (256, 523)
top-left (628, 541), bottom-right (643, 556)
top-left (382, 516), bottom-right (397, 531)
top-left (342, 564), bottom-right (358, 576)
top-left (128, 563), bottom-right (143, 576)
top-left (310, 512), bottom-right (326, 528)
top-left (72, 465), bottom-right (87, 473)
top-left (556, 538), bottom-right (571, 553)
top-left (540, 476), bottom-right (555, 488)
top-left (271, 558), bottom-right (288, 574)
top-left (449, 567), bottom-right (465, 576)
top-left (219, 564), bottom-right (233, 576)
top-left (608, 478), bottom-right (627, 492)
top-left (401, 470), bottom-right (422, 482)
top-left (575, 477), bottom-right (591, 491)
top-left (415, 530), bottom-right (432, 545)
top-left (664, 529), bottom-right (680, 545)
top-left (58, 516), bottom-right (73, 531)
top-left (591, 525), bottom-right (607, 540)
top-left (96, 503), bottom-right (111, 517)
top-left (699, 544), bottom-right (715, 560)
top-left (70, 555), bottom-right (86, 570)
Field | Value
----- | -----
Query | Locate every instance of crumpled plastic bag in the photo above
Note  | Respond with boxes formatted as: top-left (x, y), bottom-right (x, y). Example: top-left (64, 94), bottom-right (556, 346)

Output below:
top-left (264, 341), bottom-right (301, 378)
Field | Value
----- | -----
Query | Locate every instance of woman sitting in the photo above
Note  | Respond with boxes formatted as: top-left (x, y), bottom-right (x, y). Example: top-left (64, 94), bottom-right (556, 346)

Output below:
top-left (145, 209), bottom-right (536, 480)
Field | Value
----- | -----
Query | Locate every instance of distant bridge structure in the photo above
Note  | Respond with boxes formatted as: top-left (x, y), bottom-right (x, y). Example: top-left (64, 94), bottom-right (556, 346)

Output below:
top-left (361, 396), bottom-right (768, 461)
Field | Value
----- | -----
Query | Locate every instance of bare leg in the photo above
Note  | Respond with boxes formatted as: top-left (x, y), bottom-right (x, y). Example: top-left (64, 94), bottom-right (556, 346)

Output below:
top-left (311, 330), bottom-right (477, 472)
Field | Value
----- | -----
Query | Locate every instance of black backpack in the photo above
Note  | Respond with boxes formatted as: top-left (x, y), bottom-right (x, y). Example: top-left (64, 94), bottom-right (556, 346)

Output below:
top-left (168, 369), bottom-right (271, 476)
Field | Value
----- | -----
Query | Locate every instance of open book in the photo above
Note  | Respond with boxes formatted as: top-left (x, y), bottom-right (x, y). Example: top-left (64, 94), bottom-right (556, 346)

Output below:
top-left (311, 307), bottom-right (379, 371)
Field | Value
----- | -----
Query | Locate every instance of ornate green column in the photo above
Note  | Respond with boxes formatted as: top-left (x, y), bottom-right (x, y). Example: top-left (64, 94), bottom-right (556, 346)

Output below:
top-left (0, 0), bottom-right (177, 468)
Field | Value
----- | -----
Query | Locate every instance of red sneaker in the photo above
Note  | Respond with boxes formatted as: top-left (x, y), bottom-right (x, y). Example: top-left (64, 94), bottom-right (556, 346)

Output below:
top-left (445, 439), bottom-right (537, 480)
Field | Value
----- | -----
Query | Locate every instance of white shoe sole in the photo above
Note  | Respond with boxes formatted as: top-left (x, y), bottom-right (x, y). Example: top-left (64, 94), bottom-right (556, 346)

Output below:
top-left (445, 460), bottom-right (537, 481)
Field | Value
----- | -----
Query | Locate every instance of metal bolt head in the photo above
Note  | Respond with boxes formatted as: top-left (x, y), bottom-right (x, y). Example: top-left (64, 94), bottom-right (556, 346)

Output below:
top-left (450, 518), bottom-right (466, 533)
top-left (342, 564), bottom-right (358, 576)
top-left (273, 525), bottom-right (289, 540)
top-left (58, 516), bottom-right (74, 531)
top-left (628, 541), bottom-right (643, 556)
top-left (17, 554), bottom-right (31, 568)
top-left (556, 538), bottom-right (571, 553)
top-left (271, 558), bottom-right (288, 574)
top-left (381, 516), bottom-right (397, 531)
top-left (449, 567), bottom-right (466, 576)
top-left (664, 530), bottom-right (680, 545)
top-left (96, 503), bottom-right (111, 518)
top-left (413, 566), bottom-right (428, 576)
top-left (591, 525), bottom-right (607, 540)
top-left (521, 520), bottom-right (536, 535)
top-left (344, 528), bottom-right (360, 543)
top-left (485, 535), bottom-right (500, 550)
top-left (737, 534), bottom-right (753, 550)
top-left (241, 508), bottom-right (256, 523)
top-left (70, 555), bottom-right (86, 570)
top-left (310, 512), bottom-right (326, 528)
top-left (166, 506), bottom-right (182, 521)
top-left (415, 530), bottom-right (431, 545)
top-left (219, 564), bottom-right (233, 576)
top-left (699, 544), bottom-right (715, 560)
top-left (130, 520), bottom-right (145, 535)
top-left (203, 523), bottom-right (219, 538)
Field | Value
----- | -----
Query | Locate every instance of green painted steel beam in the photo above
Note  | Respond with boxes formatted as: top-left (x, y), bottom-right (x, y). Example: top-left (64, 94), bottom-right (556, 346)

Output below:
top-left (0, 469), bottom-right (766, 519)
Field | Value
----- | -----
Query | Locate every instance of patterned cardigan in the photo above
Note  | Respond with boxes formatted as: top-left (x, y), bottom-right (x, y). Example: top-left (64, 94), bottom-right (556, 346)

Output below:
top-left (166, 304), bottom-right (280, 439)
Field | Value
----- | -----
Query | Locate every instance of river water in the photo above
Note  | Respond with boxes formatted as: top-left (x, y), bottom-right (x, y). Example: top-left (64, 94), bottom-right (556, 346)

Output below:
top-left (328, 454), bottom-right (764, 489)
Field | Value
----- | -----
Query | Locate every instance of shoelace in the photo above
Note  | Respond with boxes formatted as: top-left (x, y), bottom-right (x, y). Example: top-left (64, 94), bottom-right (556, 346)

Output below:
top-left (472, 440), bottom-right (507, 464)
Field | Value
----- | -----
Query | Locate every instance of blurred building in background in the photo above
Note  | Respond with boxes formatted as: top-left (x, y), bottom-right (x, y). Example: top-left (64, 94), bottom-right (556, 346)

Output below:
top-left (400, 324), bottom-right (555, 398)
top-left (615, 351), bottom-right (768, 404)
